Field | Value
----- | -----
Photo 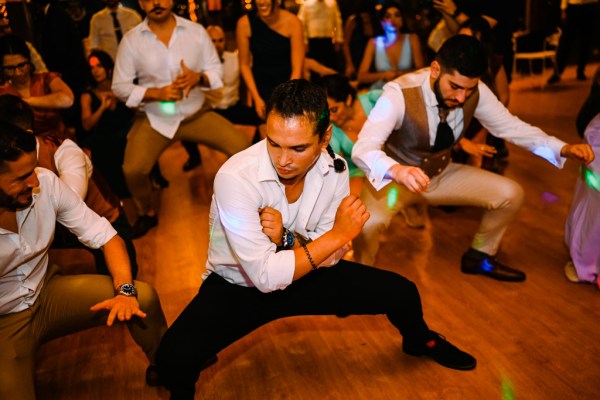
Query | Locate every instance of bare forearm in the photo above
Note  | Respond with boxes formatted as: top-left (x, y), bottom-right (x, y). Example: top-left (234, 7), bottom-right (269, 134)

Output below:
top-left (358, 70), bottom-right (392, 84)
top-left (102, 235), bottom-right (134, 288)
top-left (292, 230), bottom-right (347, 280)
top-left (240, 65), bottom-right (262, 102)
top-left (82, 105), bottom-right (105, 131)
top-left (26, 92), bottom-right (73, 109)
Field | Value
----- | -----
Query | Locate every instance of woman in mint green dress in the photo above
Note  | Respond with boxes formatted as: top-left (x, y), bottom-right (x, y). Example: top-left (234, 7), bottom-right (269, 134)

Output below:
top-left (321, 74), bottom-right (427, 228)
top-left (321, 74), bottom-right (381, 196)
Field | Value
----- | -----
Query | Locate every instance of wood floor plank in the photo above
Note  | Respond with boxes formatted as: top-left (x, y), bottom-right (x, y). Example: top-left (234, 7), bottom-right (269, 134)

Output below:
top-left (39, 66), bottom-right (600, 400)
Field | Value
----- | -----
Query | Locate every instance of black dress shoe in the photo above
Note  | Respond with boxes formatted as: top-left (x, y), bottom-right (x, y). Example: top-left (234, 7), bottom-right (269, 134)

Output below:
top-left (146, 355), bottom-right (218, 387)
top-left (403, 331), bottom-right (476, 371)
top-left (461, 248), bottom-right (526, 282)
top-left (182, 157), bottom-right (201, 172)
top-left (547, 74), bottom-right (560, 84)
top-left (131, 215), bottom-right (158, 239)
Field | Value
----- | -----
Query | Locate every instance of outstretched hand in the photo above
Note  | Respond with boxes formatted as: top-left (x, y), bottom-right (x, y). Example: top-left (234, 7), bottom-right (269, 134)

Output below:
top-left (561, 144), bottom-right (595, 165)
top-left (90, 295), bottom-right (147, 326)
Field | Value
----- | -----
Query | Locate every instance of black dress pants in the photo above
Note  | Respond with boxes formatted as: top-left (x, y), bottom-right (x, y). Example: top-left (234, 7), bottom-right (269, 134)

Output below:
top-left (156, 260), bottom-right (430, 398)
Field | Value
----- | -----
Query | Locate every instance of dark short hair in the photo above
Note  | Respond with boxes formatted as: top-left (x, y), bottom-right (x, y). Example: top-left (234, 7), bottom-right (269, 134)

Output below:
top-left (435, 34), bottom-right (488, 78)
top-left (0, 34), bottom-right (32, 67)
top-left (320, 74), bottom-right (357, 103)
top-left (266, 79), bottom-right (330, 139)
top-left (0, 94), bottom-right (34, 131)
top-left (0, 120), bottom-right (37, 173)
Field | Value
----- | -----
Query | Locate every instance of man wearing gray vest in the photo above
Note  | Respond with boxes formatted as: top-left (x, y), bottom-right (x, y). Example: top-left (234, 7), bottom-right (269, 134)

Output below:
top-left (351, 35), bottom-right (594, 281)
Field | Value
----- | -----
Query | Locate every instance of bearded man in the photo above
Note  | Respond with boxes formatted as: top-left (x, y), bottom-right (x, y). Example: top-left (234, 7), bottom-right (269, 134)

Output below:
top-left (351, 35), bottom-right (594, 281)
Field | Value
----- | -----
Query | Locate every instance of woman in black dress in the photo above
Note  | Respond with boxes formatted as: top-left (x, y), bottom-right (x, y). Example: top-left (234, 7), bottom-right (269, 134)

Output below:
top-left (236, 0), bottom-right (304, 120)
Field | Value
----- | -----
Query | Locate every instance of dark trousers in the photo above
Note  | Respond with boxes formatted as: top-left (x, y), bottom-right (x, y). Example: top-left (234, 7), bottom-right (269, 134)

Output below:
top-left (556, 3), bottom-right (599, 75)
top-left (156, 260), bottom-right (430, 398)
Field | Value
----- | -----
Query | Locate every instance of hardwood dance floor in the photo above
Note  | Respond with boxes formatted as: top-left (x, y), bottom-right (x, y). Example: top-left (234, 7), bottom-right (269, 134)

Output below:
top-left (40, 65), bottom-right (600, 399)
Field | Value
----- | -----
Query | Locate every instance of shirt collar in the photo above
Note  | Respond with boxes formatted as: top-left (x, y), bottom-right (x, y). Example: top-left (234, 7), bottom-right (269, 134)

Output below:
top-left (140, 13), bottom-right (184, 33)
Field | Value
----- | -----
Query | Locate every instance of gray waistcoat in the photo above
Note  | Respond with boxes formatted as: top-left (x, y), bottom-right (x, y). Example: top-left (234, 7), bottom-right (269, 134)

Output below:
top-left (383, 86), bottom-right (479, 177)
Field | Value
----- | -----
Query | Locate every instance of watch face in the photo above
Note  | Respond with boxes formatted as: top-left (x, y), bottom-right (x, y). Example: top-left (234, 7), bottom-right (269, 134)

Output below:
top-left (118, 283), bottom-right (137, 296)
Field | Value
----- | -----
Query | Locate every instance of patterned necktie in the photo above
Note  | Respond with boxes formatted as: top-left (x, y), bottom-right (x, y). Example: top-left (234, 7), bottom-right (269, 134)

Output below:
top-left (111, 11), bottom-right (123, 43)
top-left (432, 106), bottom-right (454, 152)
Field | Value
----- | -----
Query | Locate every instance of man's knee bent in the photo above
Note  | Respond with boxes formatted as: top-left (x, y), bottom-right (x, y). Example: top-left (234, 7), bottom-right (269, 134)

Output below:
top-left (491, 179), bottom-right (525, 211)
top-left (135, 281), bottom-right (163, 316)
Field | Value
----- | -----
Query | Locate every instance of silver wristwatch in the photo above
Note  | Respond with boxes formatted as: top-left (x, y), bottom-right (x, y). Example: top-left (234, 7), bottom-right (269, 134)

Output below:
top-left (115, 283), bottom-right (138, 297)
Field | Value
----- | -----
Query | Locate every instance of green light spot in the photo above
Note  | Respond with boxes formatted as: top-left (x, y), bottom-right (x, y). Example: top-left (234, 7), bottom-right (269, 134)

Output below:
top-left (584, 168), bottom-right (600, 192)
top-left (387, 187), bottom-right (398, 209)
top-left (159, 101), bottom-right (177, 116)
top-left (501, 378), bottom-right (515, 400)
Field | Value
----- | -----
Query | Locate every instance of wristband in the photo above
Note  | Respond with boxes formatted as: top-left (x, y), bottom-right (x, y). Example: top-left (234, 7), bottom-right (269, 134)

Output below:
top-left (302, 243), bottom-right (317, 270)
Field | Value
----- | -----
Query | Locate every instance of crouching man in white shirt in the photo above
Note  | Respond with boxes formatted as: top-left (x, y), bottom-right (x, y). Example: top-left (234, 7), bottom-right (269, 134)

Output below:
top-left (0, 121), bottom-right (167, 400)
top-left (155, 80), bottom-right (476, 400)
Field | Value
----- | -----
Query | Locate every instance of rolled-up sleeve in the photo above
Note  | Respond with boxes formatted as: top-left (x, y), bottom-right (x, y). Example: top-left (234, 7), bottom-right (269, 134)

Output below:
top-left (213, 172), bottom-right (294, 293)
top-left (50, 173), bottom-right (116, 249)
top-left (54, 140), bottom-right (92, 200)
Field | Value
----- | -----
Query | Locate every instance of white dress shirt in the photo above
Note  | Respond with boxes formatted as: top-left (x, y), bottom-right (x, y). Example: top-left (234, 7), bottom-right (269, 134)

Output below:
top-left (352, 68), bottom-right (568, 191)
top-left (206, 50), bottom-right (240, 110)
top-left (297, 0), bottom-right (344, 42)
top-left (112, 14), bottom-right (224, 139)
top-left (205, 141), bottom-right (349, 293)
top-left (88, 5), bottom-right (142, 60)
top-left (0, 169), bottom-right (116, 315)
top-left (51, 139), bottom-right (93, 200)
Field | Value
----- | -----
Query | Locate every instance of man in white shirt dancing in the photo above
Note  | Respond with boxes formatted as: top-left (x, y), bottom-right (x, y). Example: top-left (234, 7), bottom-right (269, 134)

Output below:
top-left (351, 35), bottom-right (594, 280)
top-left (0, 120), bottom-right (167, 400)
top-left (155, 80), bottom-right (476, 400)
top-left (112, 0), bottom-right (249, 238)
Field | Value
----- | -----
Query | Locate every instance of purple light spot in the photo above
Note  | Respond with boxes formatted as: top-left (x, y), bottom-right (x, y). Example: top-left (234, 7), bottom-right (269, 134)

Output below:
top-left (540, 192), bottom-right (560, 205)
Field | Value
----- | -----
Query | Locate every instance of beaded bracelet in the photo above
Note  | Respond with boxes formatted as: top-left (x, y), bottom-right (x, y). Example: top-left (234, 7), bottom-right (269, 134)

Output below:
top-left (301, 243), bottom-right (317, 270)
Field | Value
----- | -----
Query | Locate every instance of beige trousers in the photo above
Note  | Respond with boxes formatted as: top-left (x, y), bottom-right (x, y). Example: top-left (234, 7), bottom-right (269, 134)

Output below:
top-left (123, 109), bottom-right (250, 216)
top-left (0, 265), bottom-right (167, 400)
top-left (353, 162), bottom-right (525, 265)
